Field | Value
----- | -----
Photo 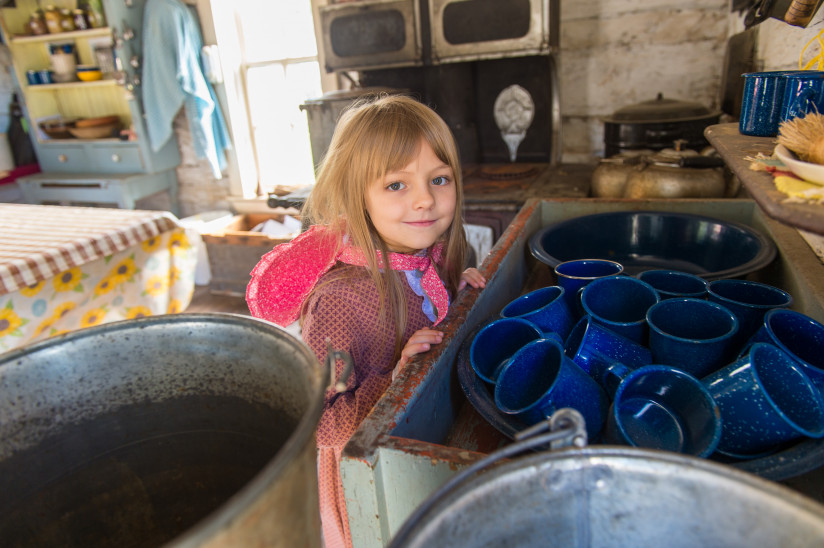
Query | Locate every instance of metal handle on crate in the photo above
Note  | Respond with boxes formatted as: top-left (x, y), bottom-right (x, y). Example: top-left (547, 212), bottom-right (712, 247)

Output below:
top-left (388, 409), bottom-right (588, 547)
top-left (326, 339), bottom-right (353, 393)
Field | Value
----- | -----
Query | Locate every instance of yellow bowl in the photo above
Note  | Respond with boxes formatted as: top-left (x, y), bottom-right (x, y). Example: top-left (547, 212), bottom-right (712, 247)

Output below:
top-left (76, 70), bottom-right (102, 82)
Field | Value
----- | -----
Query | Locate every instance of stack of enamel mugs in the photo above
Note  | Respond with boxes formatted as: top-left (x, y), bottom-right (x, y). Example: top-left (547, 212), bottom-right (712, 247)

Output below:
top-left (470, 258), bottom-right (824, 460)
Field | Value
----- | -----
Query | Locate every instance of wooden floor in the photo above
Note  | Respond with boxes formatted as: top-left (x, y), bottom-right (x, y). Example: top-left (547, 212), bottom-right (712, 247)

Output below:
top-left (184, 285), bottom-right (251, 315)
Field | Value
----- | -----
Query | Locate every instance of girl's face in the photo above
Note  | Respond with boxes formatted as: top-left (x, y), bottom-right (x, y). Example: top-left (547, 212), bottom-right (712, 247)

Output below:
top-left (365, 139), bottom-right (456, 254)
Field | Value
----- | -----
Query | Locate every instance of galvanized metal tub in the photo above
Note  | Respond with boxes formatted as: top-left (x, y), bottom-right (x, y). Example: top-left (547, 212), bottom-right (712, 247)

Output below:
top-left (0, 313), bottom-right (327, 547)
top-left (390, 447), bottom-right (824, 547)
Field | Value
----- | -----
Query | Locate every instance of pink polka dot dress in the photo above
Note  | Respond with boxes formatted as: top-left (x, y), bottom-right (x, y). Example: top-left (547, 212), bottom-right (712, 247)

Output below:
top-left (302, 265), bottom-right (431, 548)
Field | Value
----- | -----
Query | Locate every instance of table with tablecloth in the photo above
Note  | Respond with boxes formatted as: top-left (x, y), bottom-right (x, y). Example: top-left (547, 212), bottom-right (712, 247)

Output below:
top-left (0, 204), bottom-right (197, 354)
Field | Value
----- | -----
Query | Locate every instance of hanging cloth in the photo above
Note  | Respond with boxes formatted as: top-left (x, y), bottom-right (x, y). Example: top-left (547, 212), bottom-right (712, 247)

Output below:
top-left (141, 0), bottom-right (231, 178)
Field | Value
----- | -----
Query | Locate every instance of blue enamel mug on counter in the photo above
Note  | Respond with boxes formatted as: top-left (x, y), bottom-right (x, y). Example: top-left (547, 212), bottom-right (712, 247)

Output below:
top-left (494, 338), bottom-right (609, 440)
top-left (500, 285), bottom-right (574, 341)
top-left (703, 343), bottom-right (824, 458)
top-left (604, 364), bottom-right (722, 458)
top-left (739, 71), bottom-right (798, 137)
top-left (780, 70), bottom-right (824, 123)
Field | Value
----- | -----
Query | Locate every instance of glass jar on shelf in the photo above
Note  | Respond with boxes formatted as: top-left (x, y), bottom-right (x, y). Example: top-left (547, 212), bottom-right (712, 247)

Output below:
top-left (26, 12), bottom-right (48, 35)
top-left (43, 5), bottom-right (62, 34)
top-left (85, 0), bottom-right (106, 28)
top-left (58, 8), bottom-right (76, 32)
top-left (72, 9), bottom-right (89, 31)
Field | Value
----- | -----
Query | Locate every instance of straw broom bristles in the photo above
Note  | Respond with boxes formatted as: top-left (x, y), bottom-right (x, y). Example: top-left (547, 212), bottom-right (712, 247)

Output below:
top-left (777, 112), bottom-right (824, 165)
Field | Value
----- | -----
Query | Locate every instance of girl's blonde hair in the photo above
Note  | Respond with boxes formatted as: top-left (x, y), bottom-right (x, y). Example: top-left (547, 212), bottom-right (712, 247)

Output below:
top-left (302, 94), bottom-right (467, 358)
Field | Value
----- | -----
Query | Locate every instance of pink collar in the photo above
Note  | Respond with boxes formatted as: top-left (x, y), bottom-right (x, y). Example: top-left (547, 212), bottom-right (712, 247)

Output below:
top-left (246, 225), bottom-right (449, 327)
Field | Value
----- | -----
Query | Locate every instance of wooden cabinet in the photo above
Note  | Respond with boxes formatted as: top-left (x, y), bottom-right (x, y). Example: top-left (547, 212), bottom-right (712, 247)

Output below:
top-left (0, 0), bottom-right (180, 212)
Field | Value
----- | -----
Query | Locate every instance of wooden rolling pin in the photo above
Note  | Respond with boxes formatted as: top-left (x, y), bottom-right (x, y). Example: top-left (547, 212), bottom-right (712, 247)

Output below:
top-left (785, 0), bottom-right (822, 27)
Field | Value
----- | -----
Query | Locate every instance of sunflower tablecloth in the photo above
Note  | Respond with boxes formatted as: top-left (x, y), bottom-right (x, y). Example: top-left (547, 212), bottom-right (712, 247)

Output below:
top-left (0, 204), bottom-right (197, 354)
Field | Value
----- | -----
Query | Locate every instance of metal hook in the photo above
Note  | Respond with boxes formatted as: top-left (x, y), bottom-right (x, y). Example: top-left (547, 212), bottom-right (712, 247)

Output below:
top-left (325, 339), bottom-right (353, 393)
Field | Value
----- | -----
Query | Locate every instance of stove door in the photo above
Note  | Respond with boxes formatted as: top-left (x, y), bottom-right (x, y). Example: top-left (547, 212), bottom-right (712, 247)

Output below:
top-left (429, 0), bottom-right (551, 64)
top-left (318, 0), bottom-right (423, 72)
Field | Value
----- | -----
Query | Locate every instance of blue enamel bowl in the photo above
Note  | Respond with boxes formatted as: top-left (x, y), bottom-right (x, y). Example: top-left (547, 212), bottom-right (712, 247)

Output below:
top-left (529, 211), bottom-right (776, 280)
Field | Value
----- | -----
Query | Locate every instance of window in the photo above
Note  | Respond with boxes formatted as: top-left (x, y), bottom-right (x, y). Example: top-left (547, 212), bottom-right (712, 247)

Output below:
top-left (202, 0), bottom-right (332, 197)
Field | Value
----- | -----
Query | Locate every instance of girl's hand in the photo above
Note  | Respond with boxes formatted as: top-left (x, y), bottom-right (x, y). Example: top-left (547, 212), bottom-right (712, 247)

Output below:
top-left (393, 327), bottom-right (444, 379)
top-left (459, 267), bottom-right (486, 291)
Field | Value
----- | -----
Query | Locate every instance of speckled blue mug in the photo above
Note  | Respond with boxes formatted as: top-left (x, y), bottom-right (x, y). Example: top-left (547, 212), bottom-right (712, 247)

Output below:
top-left (470, 317), bottom-right (543, 385)
top-left (646, 298), bottom-right (739, 378)
top-left (745, 308), bottom-right (824, 389)
top-left (581, 275), bottom-right (659, 345)
top-left (703, 343), bottom-right (824, 458)
top-left (707, 279), bottom-right (792, 352)
top-left (564, 315), bottom-right (653, 390)
top-left (780, 70), bottom-right (824, 124)
top-left (739, 71), bottom-right (798, 137)
top-left (637, 269), bottom-right (708, 300)
top-left (605, 364), bottom-right (722, 458)
top-left (500, 285), bottom-right (574, 340)
top-left (554, 259), bottom-right (624, 320)
top-left (494, 338), bottom-right (608, 440)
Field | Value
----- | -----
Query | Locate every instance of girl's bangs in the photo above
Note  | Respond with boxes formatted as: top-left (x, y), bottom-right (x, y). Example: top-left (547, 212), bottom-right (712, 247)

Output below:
top-left (378, 124), bottom-right (427, 175)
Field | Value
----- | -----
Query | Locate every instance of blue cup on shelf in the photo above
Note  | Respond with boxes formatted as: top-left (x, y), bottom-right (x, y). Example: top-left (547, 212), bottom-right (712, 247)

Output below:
top-left (604, 364), bottom-right (722, 458)
top-left (739, 70), bottom-right (798, 136)
top-left (707, 279), bottom-right (792, 352)
top-left (500, 285), bottom-right (574, 340)
top-left (646, 298), bottom-right (739, 378)
top-left (564, 315), bottom-right (653, 390)
top-left (703, 343), bottom-right (824, 458)
top-left (637, 269), bottom-right (708, 300)
top-left (745, 308), bottom-right (824, 389)
top-left (470, 317), bottom-right (543, 385)
top-left (494, 338), bottom-right (609, 440)
top-left (780, 70), bottom-right (824, 123)
top-left (581, 275), bottom-right (659, 345)
top-left (25, 70), bottom-right (40, 85)
top-left (38, 69), bottom-right (53, 84)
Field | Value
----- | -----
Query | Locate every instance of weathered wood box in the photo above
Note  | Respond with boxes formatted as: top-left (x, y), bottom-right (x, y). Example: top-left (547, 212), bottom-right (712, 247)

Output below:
top-left (341, 197), bottom-right (824, 547)
top-left (201, 213), bottom-right (298, 296)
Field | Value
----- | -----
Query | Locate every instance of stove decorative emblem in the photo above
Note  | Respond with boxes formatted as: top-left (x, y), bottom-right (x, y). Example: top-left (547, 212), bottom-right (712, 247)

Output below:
top-left (493, 84), bottom-right (535, 162)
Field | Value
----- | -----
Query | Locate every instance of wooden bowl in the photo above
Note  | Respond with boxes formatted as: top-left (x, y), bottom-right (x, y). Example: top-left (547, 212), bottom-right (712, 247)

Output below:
top-left (68, 122), bottom-right (120, 139)
top-left (39, 119), bottom-right (77, 139)
top-left (75, 115), bottom-right (120, 128)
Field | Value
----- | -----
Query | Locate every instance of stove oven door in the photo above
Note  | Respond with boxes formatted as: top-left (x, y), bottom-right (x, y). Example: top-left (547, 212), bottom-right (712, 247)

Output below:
top-left (318, 0), bottom-right (423, 72)
top-left (429, 0), bottom-right (552, 64)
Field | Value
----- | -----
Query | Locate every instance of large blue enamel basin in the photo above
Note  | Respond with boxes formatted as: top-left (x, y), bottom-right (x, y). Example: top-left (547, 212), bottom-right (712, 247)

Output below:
top-left (529, 211), bottom-right (777, 280)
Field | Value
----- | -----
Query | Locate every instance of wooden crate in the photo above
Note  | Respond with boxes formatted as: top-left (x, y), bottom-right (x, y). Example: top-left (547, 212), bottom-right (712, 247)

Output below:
top-left (201, 213), bottom-right (298, 296)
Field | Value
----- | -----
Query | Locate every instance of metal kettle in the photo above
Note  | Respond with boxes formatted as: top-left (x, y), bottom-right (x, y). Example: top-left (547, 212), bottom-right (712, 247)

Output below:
top-left (591, 141), bottom-right (737, 199)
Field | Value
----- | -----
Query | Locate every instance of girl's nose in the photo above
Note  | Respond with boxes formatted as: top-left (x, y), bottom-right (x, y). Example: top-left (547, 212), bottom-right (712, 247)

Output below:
top-left (412, 183), bottom-right (435, 209)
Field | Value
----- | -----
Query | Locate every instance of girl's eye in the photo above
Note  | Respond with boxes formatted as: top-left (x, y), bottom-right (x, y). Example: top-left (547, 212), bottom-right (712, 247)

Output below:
top-left (387, 181), bottom-right (405, 191)
top-left (432, 176), bottom-right (450, 186)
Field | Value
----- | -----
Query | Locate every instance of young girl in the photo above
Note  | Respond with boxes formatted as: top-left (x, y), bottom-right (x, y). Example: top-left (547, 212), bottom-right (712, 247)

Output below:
top-left (246, 94), bottom-right (485, 548)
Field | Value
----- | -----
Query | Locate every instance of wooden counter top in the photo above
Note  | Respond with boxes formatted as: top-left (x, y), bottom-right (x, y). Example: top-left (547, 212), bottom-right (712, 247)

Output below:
top-left (705, 123), bottom-right (824, 236)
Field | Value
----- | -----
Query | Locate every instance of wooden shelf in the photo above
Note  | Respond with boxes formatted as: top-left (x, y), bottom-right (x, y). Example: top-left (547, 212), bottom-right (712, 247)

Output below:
top-left (705, 123), bottom-right (824, 236)
top-left (27, 79), bottom-right (119, 91)
top-left (10, 27), bottom-right (111, 44)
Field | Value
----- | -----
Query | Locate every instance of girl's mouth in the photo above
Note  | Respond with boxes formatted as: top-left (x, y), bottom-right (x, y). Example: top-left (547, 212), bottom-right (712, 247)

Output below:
top-left (406, 220), bottom-right (436, 227)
